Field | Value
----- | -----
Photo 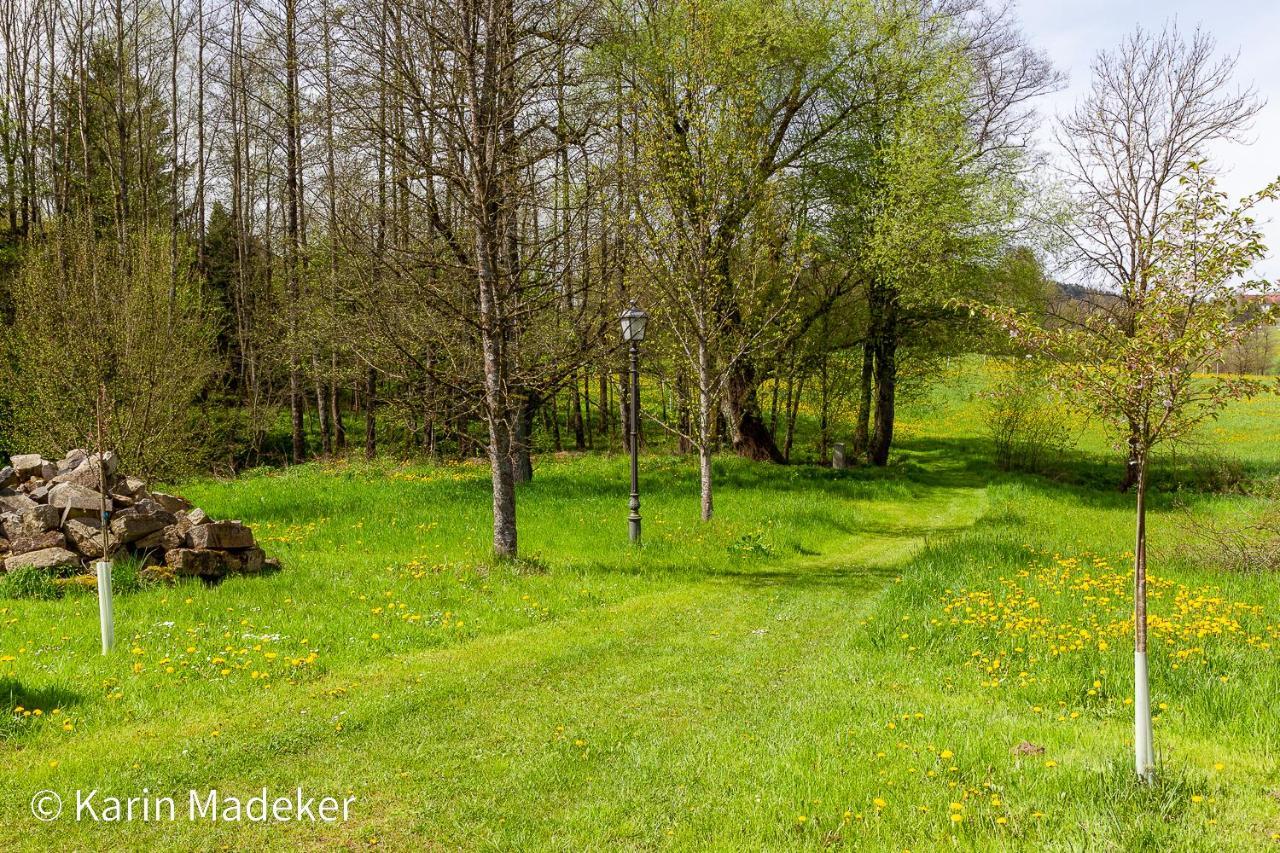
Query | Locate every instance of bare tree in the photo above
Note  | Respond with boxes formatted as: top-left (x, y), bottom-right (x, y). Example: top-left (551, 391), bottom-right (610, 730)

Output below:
top-left (1055, 23), bottom-right (1261, 488)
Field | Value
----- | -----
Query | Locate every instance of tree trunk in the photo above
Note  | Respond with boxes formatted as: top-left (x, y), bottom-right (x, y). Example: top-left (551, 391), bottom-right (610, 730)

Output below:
top-left (852, 340), bottom-right (873, 457)
top-left (364, 368), bottom-right (377, 460)
top-left (1133, 457), bottom-right (1155, 782)
top-left (486, 412), bottom-right (518, 558)
top-left (284, 0), bottom-right (304, 466)
top-left (676, 371), bottom-right (692, 455)
top-left (722, 358), bottom-right (785, 462)
top-left (818, 353), bottom-right (830, 463)
top-left (582, 372), bottom-right (594, 449)
top-left (569, 373), bottom-right (585, 450)
top-left (698, 342), bottom-right (714, 520)
top-left (316, 373), bottom-right (331, 456)
top-left (598, 369), bottom-right (610, 439)
top-left (1120, 427), bottom-right (1141, 491)
top-left (868, 286), bottom-right (898, 467)
top-left (548, 392), bottom-right (561, 452)
top-left (331, 356), bottom-right (345, 451)
top-left (289, 370), bottom-right (305, 464)
top-left (512, 394), bottom-right (537, 484)
top-left (783, 374), bottom-right (804, 464)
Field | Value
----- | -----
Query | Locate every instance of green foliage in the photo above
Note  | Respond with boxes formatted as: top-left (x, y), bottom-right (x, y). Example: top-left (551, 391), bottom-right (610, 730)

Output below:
top-left (107, 555), bottom-right (149, 596)
top-left (990, 168), bottom-right (1280, 462)
top-left (981, 359), bottom-right (1076, 472)
top-left (2, 223), bottom-right (218, 478)
top-left (0, 566), bottom-right (61, 601)
top-left (726, 529), bottom-right (774, 557)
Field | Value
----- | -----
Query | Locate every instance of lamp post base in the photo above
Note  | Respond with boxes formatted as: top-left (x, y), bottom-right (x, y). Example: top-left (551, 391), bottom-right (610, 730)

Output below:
top-left (629, 515), bottom-right (641, 545)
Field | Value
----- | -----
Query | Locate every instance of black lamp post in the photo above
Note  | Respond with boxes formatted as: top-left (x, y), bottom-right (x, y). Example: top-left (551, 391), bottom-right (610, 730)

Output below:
top-left (620, 302), bottom-right (648, 544)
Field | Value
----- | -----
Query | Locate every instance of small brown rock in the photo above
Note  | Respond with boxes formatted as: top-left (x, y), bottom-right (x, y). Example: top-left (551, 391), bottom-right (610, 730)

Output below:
top-left (227, 547), bottom-right (267, 574)
top-left (187, 521), bottom-right (254, 550)
top-left (165, 548), bottom-right (229, 577)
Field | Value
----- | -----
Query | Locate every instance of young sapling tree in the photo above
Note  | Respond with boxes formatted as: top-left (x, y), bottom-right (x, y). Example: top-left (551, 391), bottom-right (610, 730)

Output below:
top-left (986, 165), bottom-right (1279, 781)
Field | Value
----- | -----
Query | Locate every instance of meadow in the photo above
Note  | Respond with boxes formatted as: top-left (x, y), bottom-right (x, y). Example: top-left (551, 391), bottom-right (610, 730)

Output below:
top-left (1, 359), bottom-right (1278, 851)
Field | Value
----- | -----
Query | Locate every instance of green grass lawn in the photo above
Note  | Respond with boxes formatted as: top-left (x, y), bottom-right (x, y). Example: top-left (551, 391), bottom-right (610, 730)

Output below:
top-left (2, 360), bottom-right (1279, 850)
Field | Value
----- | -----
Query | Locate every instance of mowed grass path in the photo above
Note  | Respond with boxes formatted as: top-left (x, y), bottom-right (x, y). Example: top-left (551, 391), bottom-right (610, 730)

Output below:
top-left (3, 361), bottom-right (1279, 850)
top-left (1, 450), bottom-right (990, 850)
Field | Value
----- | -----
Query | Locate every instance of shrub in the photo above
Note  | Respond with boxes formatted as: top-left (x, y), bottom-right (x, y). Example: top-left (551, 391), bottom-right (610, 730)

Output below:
top-left (1, 223), bottom-right (218, 480)
top-left (980, 361), bottom-right (1074, 472)
top-left (1188, 511), bottom-right (1280, 573)
top-left (1186, 478), bottom-right (1280, 573)
top-left (1169, 451), bottom-right (1249, 494)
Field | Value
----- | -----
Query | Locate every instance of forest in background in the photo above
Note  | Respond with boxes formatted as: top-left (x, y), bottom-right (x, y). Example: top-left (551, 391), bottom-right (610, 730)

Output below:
top-left (1, 0), bottom-right (1274, 557)
top-left (0, 0), bottom-right (1056, 476)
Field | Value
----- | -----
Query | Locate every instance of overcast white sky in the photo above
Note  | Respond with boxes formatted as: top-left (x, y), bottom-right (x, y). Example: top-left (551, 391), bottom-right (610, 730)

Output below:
top-left (1014, 0), bottom-right (1280, 280)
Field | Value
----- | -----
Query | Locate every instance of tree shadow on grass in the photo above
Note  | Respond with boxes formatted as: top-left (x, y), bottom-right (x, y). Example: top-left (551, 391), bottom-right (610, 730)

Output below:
top-left (0, 678), bottom-right (83, 714)
top-left (710, 562), bottom-right (902, 593)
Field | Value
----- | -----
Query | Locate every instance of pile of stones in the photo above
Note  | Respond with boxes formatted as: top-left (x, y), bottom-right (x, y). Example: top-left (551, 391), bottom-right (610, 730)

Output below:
top-left (0, 450), bottom-right (276, 582)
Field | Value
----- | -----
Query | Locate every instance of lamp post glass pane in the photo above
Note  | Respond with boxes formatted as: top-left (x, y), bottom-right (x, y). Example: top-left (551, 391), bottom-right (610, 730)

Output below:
top-left (621, 305), bottom-right (647, 342)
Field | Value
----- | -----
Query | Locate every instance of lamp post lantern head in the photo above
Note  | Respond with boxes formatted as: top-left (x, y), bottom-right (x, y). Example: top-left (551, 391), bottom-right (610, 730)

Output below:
top-left (620, 302), bottom-right (648, 343)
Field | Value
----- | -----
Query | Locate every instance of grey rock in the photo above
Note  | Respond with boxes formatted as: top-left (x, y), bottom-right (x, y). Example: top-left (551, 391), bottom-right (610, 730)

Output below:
top-left (109, 499), bottom-right (176, 544)
top-left (9, 454), bottom-right (46, 479)
top-left (111, 476), bottom-right (147, 498)
top-left (4, 547), bottom-right (80, 573)
top-left (50, 452), bottom-right (118, 490)
top-left (0, 493), bottom-right (38, 513)
top-left (63, 518), bottom-right (117, 559)
top-left (47, 483), bottom-right (112, 513)
top-left (149, 492), bottom-right (193, 514)
top-left (135, 522), bottom-right (187, 553)
top-left (58, 449), bottom-right (88, 473)
top-left (10, 530), bottom-right (67, 555)
top-left (0, 467), bottom-right (16, 489)
top-left (2, 505), bottom-right (61, 539)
